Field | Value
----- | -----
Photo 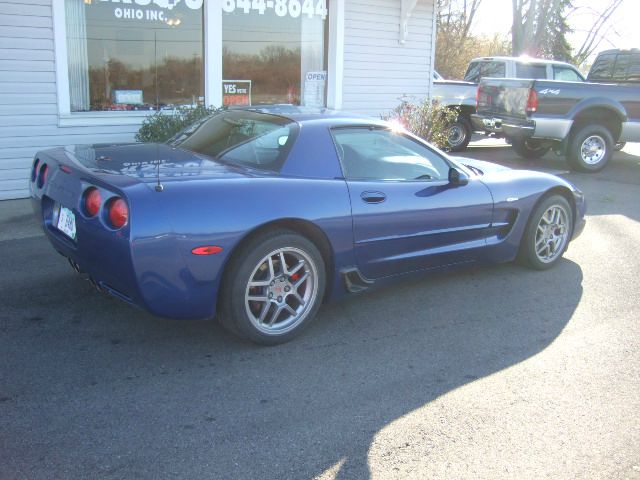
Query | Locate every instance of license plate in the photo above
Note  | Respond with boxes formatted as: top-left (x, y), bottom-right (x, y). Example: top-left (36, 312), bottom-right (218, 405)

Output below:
top-left (57, 206), bottom-right (77, 240)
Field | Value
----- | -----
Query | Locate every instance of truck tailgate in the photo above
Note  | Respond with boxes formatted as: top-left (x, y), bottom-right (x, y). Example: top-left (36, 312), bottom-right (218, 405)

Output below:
top-left (477, 78), bottom-right (534, 122)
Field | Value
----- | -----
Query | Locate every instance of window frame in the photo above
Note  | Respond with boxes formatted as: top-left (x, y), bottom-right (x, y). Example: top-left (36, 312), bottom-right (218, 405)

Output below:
top-left (52, 0), bottom-right (343, 127)
top-left (330, 125), bottom-right (453, 182)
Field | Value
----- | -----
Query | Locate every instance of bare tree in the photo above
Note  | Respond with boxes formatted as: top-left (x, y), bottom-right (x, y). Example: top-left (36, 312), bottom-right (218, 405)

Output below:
top-left (436, 0), bottom-right (507, 79)
top-left (571, 0), bottom-right (623, 67)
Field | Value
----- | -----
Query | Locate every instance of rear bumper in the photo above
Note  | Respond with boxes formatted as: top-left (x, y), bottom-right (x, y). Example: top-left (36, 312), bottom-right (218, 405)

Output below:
top-left (471, 114), bottom-right (535, 138)
top-left (471, 114), bottom-right (573, 141)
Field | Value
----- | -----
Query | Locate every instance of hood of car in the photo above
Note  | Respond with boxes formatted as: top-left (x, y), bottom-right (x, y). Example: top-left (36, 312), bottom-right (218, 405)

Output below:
top-left (451, 157), bottom-right (511, 176)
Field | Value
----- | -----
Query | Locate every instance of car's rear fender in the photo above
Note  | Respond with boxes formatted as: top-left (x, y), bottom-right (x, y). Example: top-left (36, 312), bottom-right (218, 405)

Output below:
top-left (147, 175), bottom-right (354, 318)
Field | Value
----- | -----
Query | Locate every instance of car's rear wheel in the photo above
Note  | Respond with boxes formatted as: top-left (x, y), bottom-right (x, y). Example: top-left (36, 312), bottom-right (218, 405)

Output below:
top-left (511, 138), bottom-right (550, 159)
top-left (218, 230), bottom-right (325, 345)
top-left (567, 124), bottom-right (613, 172)
top-left (518, 195), bottom-right (573, 270)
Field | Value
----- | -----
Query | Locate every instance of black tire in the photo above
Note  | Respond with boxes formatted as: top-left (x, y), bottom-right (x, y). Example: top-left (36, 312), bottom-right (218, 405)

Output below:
top-left (446, 116), bottom-right (472, 152)
top-left (614, 141), bottom-right (626, 151)
top-left (518, 194), bottom-right (573, 271)
top-left (511, 138), bottom-right (550, 159)
top-left (567, 124), bottom-right (613, 172)
top-left (218, 229), bottom-right (326, 345)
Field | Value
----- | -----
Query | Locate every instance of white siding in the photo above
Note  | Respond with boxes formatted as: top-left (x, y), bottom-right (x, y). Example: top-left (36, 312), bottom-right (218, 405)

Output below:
top-left (0, 0), bottom-right (138, 200)
top-left (342, 0), bottom-right (435, 117)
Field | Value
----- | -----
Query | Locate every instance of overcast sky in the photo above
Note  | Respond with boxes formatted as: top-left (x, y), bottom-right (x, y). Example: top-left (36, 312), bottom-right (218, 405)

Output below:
top-left (472, 0), bottom-right (638, 57)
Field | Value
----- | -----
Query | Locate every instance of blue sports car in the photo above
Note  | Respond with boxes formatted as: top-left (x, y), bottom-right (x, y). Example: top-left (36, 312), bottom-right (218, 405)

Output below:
top-left (30, 108), bottom-right (586, 344)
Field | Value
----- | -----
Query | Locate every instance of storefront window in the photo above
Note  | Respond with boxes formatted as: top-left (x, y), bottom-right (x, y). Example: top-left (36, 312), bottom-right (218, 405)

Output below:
top-left (222, 1), bottom-right (328, 107)
top-left (64, 0), bottom-right (204, 112)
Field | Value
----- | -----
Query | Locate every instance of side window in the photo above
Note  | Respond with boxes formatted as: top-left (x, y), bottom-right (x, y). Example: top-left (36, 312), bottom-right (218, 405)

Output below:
top-left (464, 62), bottom-right (481, 83)
top-left (516, 63), bottom-right (547, 79)
top-left (553, 67), bottom-right (583, 82)
top-left (332, 128), bottom-right (451, 181)
top-left (588, 53), bottom-right (615, 81)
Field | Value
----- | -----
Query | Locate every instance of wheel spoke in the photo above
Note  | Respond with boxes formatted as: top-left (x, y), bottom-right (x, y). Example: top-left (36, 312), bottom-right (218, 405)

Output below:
top-left (294, 271), bottom-right (309, 288)
top-left (279, 251), bottom-right (287, 275)
top-left (249, 280), bottom-right (270, 287)
top-left (288, 260), bottom-right (305, 276)
top-left (536, 242), bottom-right (548, 255)
top-left (283, 304), bottom-right (297, 316)
top-left (267, 256), bottom-right (275, 279)
top-left (268, 305), bottom-right (283, 326)
top-left (292, 292), bottom-right (305, 306)
top-left (258, 303), bottom-right (270, 324)
top-left (247, 295), bottom-right (268, 303)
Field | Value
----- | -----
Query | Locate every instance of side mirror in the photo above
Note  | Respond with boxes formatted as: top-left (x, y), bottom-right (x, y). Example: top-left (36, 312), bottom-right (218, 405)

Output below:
top-left (448, 167), bottom-right (469, 186)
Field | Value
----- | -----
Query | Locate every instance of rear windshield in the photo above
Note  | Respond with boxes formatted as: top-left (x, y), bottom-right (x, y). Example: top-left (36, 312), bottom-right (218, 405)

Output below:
top-left (516, 63), bottom-right (547, 79)
top-left (169, 110), bottom-right (296, 171)
top-left (463, 61), bottom-right (506, 83)
top-left (588, 53), bottom-right (616, 81)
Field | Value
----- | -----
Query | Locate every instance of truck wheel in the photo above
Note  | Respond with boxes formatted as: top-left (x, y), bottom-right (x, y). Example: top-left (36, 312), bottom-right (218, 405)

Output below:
top-left (511, 138), bottom-right (550, 159)
top-left (567, 124), bottom-right (613, 172)
top-left (446, 117), bottom-right (472, 152)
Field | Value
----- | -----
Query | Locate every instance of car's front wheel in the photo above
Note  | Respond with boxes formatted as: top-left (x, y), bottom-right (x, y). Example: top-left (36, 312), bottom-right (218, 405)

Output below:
top-left (218, 230), bottom-right (326, 345)
top-left (518, 195), bottom-right (573, 270)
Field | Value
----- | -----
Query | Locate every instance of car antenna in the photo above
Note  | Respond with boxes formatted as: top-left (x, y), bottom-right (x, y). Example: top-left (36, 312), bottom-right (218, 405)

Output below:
top-left (155, 142), bottom-right (163, 192)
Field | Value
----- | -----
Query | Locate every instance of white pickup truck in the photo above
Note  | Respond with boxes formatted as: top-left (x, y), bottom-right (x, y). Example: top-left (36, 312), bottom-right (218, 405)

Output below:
top-left (432, 56), bottom-right (584, 151)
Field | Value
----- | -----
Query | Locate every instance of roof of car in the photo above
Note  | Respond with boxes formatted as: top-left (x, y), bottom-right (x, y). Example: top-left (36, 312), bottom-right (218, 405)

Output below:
top-left (231, 105), bottom-right (383, 125)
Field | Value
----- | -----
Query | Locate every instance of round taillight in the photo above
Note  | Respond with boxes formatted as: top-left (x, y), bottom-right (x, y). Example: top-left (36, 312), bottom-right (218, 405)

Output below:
top-left (107, 197), bottom-right (128, 229)
top-left (84, 187), bottom-right (101, 217)
top-left (31, 159), bottom-right (40, 182)
top-left (37, 163), bottom-right (48, 188)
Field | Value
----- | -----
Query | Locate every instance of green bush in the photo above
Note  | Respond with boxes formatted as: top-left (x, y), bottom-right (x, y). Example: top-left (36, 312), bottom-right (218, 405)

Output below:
top-left (383, 98), bottom-right (459, 150)
top-left (135, 105), bottom-right (224, 143)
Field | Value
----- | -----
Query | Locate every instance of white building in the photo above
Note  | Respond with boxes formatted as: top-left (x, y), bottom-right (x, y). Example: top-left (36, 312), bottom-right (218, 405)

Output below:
top-left (0, 0), bottom-right (436, 200)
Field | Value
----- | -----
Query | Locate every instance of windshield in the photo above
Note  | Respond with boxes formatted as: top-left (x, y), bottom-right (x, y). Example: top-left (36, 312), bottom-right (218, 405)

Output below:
top-left (169, 110), bottom-right (297, 172)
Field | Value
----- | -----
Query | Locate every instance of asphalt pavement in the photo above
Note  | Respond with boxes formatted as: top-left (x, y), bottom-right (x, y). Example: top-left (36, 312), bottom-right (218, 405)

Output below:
top-left (1, 140), bottom-right (639, 479)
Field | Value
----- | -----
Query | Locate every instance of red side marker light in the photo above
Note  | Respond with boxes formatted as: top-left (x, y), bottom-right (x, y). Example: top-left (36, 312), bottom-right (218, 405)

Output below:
top-left (60, 165), bottom-right (72, 174)
top-left (191, 246), bottom-right (223, 255)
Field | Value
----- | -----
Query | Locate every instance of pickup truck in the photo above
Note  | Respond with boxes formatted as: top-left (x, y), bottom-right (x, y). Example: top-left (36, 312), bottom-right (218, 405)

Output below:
top-left (432, 57), bottom-right (584, 151)
top-left (471, 77), bottom-right (640, 172)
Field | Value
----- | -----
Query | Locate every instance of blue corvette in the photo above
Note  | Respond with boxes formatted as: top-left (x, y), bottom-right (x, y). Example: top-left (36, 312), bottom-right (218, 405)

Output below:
top-left (30, 108), bottom-right (586, 344)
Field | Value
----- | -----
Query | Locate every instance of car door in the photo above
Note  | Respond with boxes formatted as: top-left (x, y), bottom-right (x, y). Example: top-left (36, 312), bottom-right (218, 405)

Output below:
top-left (332, 127), bottom-right (494, 279)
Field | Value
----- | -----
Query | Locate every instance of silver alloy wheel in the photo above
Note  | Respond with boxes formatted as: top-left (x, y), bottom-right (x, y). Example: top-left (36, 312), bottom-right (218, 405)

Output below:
top-left (534, 205), bottom-right (570, 264)
top-left (447, 124), bottom-right (465, 148)
top-left (580, 135), bottom-right (606, 165)
top-left (244, 247), bottom-right (318, 335)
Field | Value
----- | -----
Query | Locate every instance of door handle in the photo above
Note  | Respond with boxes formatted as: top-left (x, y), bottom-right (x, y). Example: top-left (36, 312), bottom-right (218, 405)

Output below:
top-left (361, 191), bottom-right (386, 203)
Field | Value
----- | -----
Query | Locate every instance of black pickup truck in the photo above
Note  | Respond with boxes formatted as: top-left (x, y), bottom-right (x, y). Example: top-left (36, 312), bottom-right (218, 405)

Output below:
top-left (470, 77), bottom-right (640, 171)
